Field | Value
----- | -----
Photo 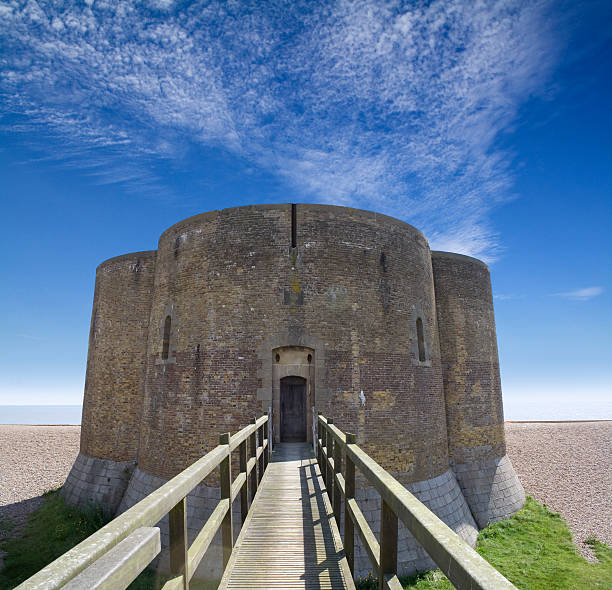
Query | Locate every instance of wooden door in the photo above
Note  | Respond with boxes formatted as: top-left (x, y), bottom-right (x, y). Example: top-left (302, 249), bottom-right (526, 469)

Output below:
top-left (280, 376), bottom-right (307, 442)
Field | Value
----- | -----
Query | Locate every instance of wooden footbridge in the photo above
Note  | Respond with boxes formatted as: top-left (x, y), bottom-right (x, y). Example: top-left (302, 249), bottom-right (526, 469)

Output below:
top-left (19, 413), bottom-right (516, 590)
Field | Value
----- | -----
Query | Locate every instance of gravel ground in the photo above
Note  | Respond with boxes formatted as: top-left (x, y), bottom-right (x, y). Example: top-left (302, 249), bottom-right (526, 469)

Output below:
top-left (0, 422), bottom-right (610, 566)
top-left (505, 421), bottom-right (612, 560)
top-left (0, 425), bottom-right (80, 569)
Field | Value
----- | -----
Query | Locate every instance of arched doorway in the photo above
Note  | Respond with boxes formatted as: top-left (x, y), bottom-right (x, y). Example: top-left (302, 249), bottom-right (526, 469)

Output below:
top-left (280, 376), bottom-right (307, 442)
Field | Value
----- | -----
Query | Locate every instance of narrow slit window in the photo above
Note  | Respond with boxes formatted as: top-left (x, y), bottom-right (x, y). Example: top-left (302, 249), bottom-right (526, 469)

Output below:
top-left (162, 315), bottom-right (171, 360)
top-left (416, 317), bottom-right (426, 362)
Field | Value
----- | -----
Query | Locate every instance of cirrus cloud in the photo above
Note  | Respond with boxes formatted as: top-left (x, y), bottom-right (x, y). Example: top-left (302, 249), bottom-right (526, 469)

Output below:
top-left (0, 0), bottom-right (563, 259)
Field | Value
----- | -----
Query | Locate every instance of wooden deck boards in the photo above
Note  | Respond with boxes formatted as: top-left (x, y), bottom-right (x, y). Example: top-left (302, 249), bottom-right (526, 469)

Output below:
top-left (219, 443), bottom-right (355, 590)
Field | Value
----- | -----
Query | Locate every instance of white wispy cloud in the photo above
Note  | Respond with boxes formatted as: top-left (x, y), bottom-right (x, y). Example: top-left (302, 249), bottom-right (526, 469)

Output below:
top-left (0, 0), bottom-right (563, 258)
top-left (555, 287), bottom-right (604, 301)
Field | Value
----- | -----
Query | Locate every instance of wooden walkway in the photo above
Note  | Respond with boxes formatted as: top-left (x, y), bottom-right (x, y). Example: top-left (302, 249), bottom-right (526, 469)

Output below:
top-left (219, 443), bottom-right (355, 590)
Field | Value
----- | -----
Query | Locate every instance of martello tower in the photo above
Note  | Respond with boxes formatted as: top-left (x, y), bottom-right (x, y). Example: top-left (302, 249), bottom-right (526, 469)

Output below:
top-left (63, 204), bottom-right (525, 579)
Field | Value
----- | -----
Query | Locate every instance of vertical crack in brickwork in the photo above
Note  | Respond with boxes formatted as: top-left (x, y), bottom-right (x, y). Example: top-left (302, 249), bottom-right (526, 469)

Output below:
top-left (291, 203), bottom-right (297, 248)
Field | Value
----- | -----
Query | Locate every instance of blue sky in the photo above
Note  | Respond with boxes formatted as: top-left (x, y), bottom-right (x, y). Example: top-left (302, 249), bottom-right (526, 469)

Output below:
top-left (0, 0), bottom-right (610, 416)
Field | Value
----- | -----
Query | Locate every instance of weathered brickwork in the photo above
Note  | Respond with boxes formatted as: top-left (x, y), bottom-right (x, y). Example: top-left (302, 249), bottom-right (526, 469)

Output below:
top-left (63, 204), bottom-right (525, 579)
top-left (80, 251), bottom-right (156, 462)
top-left (431, 250), bottom-right (523, 525)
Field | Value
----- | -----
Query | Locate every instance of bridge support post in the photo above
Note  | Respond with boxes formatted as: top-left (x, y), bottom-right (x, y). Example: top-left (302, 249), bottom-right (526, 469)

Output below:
top-left (326, 419), bottom-right (334, 495)
top-left (257, 423), bottom-right (265, 483)
top-left (239, 438), bottom-right (248, 525)
top-left (168, 497), bottom-right (189, 589)
top-left (379, 499), bottom-right (398, 590)
top-left (249, 419), bottom-right (258, 503)
top-left (333, 431), bottom-right (342, 525)
top-left (319, 417), bottom-right (327, 486)
top-left (344, 432), bottom-right (356, 577)
top-left (268, 406), bottom-right (273, 463)
top-left (219, 433), bottom-right (233, 570)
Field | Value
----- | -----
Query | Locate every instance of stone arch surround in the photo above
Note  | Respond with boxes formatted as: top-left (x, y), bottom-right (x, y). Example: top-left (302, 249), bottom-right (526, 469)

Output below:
top-left (272, 345), bottom-right (315, 443)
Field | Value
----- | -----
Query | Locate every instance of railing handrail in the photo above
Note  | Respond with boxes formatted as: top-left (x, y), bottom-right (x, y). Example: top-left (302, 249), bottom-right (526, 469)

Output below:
top-left (19, 413), bottom-right (271, 590)
top-left (316, 412), bottom-right (517, 590)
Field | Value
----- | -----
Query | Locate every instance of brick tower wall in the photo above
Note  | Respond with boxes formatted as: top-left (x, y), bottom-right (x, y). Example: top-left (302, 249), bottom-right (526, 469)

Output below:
top-left (63, 251), bottom-right (156, 513)
top-left (135, 204), bottom-right (451, 484)
top-left (431, 251), bottom-right (525, 527)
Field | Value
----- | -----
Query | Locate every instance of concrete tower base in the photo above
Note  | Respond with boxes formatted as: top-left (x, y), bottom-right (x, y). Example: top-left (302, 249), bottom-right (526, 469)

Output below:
top-left (452, 454), bottom-right (525, 528)
top-left (62, 452), bottom-right (136, 516)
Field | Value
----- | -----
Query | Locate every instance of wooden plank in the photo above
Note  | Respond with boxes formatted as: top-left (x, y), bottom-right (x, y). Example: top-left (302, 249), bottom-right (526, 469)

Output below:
top-left (344, 432), bottom-right (356, 576)
top-left (187, 499), bottom-right (229, 580)
top-left (219, 433), bottom-right (233, 571)
top-left (62, 527), bottom-right (160, 590)
top-left (231, 472), bottom-right (246, 503)
top-left (229, 416), bottom-right (267, 452)
top-left (346, 498), bottom-right (380, 572)
top-left (218, 443), bottom-right (355, 590)
top-left (346, 443), bottom-right (517, 590)
top-left (379, 500), bottom-right (397, 590)
top-left (168, 498), bottom-right (188, 589)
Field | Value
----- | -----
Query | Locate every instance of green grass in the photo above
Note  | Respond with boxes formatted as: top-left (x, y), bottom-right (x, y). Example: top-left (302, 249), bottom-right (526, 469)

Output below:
top-left (355, 496), bottom-right (612, 590)
top-left (0, 490), bottom-right (218, 590)
top-left (0, 489), bottom-right (109, 589)
top-left (1, 493), bottom-right (610, 590)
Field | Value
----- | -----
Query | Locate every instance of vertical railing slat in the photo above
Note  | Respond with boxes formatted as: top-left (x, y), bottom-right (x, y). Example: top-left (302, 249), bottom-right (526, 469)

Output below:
top-left (320, 415), bottom-right (326, 485)
top-left (344, 432), bottom-right (356, 576)
top-left (379, 499), bottom-right (398, 590)
top-left (249, 418), bottom-right (258, 503)
top-left (219, 433), bottom-right (233, 571)
top-left (239, 437), bottom-right (248, 525)
top-left (257, 423), bottom-right (265, 483)
top-left (326, 419), bottom-right (334, 495)
top-left (333, 430), bottom-right (342, 525)
top-left (168, 497), bottom-right (189, 590)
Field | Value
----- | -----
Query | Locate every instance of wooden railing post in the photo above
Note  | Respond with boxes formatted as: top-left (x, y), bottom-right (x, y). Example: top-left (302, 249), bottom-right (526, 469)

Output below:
top-left (168, 497), bottom-right (189, 589)
top-left (332, 429), bottom-right (342, 525)
top-left (219, 433), bottom-right (233, 570)
top-left (344, 433), bottom-right (356, 576)
top-left (379, 500), bottom-right (398, 590)
top-left (312, 406), bottom-right (317, 455)
top-left (317, 414), bottom-right (325, 476)
top-left (257, 423), bottom-right (265, 483)
top-left (249, 418), bottom-right (258, 502)
top-left (263, 415), bottom-right (269, 472)
top-left (326, 419), bottom-right (334, 495)
top-left (268, 406), bottom-right (273, 462)
top-left (239, 437), bottom-right (248, 525)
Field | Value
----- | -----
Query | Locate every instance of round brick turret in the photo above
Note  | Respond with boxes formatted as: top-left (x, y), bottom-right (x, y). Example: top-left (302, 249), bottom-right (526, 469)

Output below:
top-left (431, 251), bottom-right (525, 527)
top-left (63, 204), bottom-right (524, 581)
top-left (63, 251), bottom-right (156, 514)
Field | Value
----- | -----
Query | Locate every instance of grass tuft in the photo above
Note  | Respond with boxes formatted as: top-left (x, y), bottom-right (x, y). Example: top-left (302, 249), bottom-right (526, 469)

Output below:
top-left (0, 489), bottom-right (109, 588)
top-left (355, 496), bottom-right (612, 590)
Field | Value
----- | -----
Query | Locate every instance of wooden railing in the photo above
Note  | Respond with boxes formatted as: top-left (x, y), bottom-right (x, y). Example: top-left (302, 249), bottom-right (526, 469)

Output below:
top-left (19, 410), bottom-right (273, 590)
top-left (315, 413), bottom-right (517, 590)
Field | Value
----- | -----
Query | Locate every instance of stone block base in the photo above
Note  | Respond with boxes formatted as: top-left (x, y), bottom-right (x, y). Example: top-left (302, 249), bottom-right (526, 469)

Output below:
top-left (453, 454), bottom-right (525, 528)
top-left (62, 452), bottom-right (136, 516)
